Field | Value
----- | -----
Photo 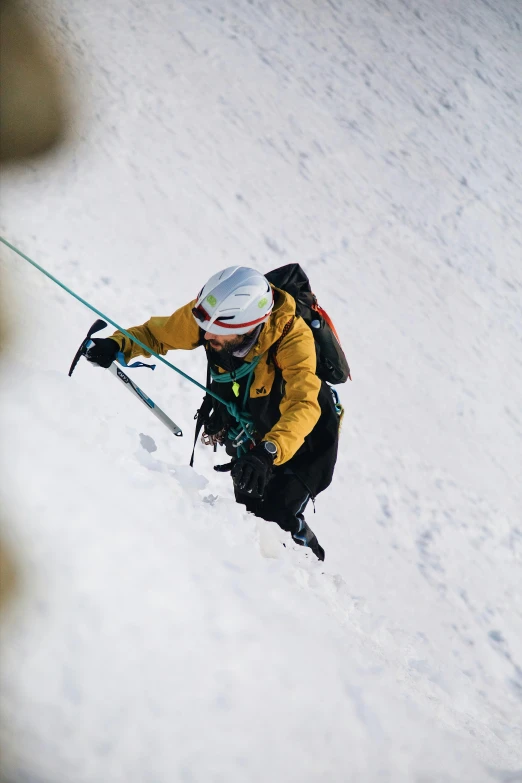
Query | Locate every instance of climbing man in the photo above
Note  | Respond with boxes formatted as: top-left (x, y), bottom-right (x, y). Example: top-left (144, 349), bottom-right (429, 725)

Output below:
top-left (86, 266), bottom-right (343, 561)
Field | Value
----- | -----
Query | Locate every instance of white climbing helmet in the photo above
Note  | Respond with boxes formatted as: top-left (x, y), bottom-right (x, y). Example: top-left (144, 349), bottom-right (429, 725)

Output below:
top-left (192, 266), bottom-right (274, 335)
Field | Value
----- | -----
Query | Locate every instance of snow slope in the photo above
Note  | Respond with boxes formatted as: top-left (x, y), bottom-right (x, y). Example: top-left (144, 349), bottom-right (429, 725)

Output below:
top-left (1, 0), bottom-right (521, 781)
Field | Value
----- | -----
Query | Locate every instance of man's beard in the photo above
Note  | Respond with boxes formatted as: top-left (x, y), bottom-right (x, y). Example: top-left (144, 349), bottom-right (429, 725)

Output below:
top-left (205, 325), bottom-right (262, 370)
top-left (206, 334), bottom-right (245, 352)
top-left (205, 335), bottom-right (244, 373)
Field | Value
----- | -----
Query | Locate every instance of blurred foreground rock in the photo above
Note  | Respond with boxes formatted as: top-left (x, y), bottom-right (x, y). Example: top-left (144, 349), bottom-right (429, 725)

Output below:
top-left (0, 0), bottom-right (66, 160)
top-left (1, 0), bottom-right (70, 605)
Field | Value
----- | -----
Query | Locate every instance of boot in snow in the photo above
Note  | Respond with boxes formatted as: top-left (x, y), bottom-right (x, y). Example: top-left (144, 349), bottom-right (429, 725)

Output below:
top-left (291, 516), bottom-right (325, 561)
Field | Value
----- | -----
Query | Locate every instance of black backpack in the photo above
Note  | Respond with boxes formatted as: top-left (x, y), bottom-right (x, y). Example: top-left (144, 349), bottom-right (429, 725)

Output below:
top-left (265, 264), bottom-right (351, 385)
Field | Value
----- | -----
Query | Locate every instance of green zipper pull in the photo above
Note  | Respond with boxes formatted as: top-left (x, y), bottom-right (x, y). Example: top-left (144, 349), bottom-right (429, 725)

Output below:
top-left (232, 381), bottom-right (240, 397)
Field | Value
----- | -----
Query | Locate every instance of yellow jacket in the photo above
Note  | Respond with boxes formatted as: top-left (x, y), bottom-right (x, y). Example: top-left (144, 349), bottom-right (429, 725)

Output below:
top-left (110, 287), bottom-right (321, 465)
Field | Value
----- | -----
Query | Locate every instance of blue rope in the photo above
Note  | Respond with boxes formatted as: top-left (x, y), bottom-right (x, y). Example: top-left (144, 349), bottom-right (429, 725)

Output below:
top-left (0, 236), bottom-right (253, 432)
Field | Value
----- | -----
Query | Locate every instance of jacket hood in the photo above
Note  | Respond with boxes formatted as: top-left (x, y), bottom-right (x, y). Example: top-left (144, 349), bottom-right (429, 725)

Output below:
top-left (247, 286), bottom-right (296, 359)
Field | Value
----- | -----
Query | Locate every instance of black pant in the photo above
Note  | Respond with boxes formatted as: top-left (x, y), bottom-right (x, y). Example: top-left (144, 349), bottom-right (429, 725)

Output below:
top-left (234, 467), bottom-right (310, 535)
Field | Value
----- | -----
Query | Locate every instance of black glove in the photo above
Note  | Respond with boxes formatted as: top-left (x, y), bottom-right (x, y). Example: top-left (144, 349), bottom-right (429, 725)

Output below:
top-left (85, 337), bottom-right (120, 368)
top-left (231, 443), bottom-right (275, 498)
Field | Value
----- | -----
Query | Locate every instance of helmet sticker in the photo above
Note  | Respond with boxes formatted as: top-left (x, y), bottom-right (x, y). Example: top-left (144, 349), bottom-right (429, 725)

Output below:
top-left (258, 297), bottom-right (268, 308)
top-left (206, 294), bottom-right (217, 307)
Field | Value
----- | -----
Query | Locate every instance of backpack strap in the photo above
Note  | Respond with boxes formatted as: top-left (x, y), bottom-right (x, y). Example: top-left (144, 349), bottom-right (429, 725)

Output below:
top-left (269, 316), bottom-right (294, 369)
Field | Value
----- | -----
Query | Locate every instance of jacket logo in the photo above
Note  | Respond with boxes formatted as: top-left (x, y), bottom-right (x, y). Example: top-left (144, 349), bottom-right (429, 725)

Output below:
top-left (256, 386), bottom-right (267, 395)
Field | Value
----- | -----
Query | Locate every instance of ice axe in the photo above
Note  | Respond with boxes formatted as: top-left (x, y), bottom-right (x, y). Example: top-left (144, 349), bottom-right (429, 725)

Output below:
top-left (69, 319), bottom-right (183, 437)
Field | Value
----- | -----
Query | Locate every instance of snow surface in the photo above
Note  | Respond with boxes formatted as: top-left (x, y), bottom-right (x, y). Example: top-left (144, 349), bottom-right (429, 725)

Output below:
top-left (1, 0), bottom-right (522, 781)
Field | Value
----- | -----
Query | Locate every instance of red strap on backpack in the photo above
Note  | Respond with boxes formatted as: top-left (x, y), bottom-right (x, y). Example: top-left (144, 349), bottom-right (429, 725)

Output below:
top-left (312, 304), bottom-right (341, 345)
top-left (312, 303), bottom-right (351, 380)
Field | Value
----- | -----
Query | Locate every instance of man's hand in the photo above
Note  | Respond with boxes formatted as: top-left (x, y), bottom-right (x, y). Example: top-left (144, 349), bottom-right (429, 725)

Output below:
top-left (231, 442), bottom-right (276, 499)
top-left (85, 337), bottom-right (120, 368)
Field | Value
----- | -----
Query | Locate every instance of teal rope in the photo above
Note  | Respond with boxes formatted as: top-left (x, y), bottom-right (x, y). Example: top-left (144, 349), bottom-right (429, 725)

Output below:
top-left (209, 355), bottom-right (262, 385)
top-left (210, 357), bottom-right (263, 455)
top-left (0, 236), bottom-right (253, 431)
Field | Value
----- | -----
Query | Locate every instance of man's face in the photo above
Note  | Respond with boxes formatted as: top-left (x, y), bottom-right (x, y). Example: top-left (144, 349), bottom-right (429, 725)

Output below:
top-left (204, 331), bottom-right (246, 352)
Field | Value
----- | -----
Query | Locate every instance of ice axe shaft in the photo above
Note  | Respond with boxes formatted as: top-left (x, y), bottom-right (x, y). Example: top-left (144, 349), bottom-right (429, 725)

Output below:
top-left (103, 356), bottom-right (182, 437)
top-left (69, 320), bottom-right (183, 437)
